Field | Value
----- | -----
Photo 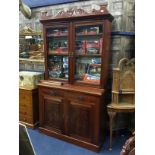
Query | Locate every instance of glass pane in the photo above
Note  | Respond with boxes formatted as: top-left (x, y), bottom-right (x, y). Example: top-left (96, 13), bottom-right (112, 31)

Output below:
top-left (74, 24), bottom-right (103, 85)
top-left (75, 57), bottom-right (101, 84)
top-left (75, 25), bottom-right (103, 55)
top-left (48, 56), bottom-right (68, 79)
top-left (46, 26), bottom-right (69, 80)
top-left (47, 28), bottom-right (68, 54)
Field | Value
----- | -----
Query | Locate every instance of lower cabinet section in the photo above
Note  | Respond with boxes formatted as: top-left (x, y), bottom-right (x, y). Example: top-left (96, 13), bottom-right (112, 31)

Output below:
top-left (38, 83), bottom-right (104, 151)
top-left (19, 88), bottom-right (39, 128)
top-left (67, 101), bottom-right (94, 142)
top-left (41, 95), bottom-right (64, 133)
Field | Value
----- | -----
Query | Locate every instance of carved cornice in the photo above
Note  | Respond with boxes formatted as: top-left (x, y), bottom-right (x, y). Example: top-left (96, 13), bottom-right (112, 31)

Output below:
top-left (40, 5), bottom-right (112, 21)
top-left (56, 8), bottom-right (88, 17)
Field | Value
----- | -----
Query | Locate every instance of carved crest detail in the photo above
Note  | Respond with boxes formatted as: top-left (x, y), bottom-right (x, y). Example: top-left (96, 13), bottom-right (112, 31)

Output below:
top-left (41, 5), bottom-right (108, 19)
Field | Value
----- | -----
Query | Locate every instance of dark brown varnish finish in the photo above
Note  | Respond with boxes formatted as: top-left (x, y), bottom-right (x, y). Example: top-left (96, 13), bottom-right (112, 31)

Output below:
top-left (38, 6), bottom-right (113, 152)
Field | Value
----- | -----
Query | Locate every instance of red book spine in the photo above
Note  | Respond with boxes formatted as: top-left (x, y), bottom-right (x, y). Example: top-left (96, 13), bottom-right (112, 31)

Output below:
top-left (99, 38), bottom-right (103, 54)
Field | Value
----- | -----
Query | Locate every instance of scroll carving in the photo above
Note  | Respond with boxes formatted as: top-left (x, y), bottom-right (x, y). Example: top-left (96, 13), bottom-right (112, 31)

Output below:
top-left (56, 8), bottom-right (88, 18)
top-left (41, 5), bottom-right (109, 19)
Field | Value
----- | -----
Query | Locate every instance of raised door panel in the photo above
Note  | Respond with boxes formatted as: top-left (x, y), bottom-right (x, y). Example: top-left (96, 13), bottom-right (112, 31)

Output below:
top-left (41, 95), bottom-right (64, 133)
top-left (67, 100), bottom-right (95, 143)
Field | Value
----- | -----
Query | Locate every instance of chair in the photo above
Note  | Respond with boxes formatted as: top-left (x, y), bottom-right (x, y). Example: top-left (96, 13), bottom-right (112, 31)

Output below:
top-left (120, 132), bottom-right (135, 155)
top-left (107, 58), bottom-right (135, 150)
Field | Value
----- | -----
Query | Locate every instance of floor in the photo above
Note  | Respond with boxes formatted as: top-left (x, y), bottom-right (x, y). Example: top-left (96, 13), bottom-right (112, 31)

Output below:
top-left (28, 128), bottom-right (127, 155)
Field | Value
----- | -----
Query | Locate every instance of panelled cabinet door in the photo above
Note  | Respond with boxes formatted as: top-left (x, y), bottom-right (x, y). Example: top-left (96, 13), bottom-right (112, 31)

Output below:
top-left (41, 95), bottom-right (64, 133)
top-left (67, 100), bottom-right (95, 143)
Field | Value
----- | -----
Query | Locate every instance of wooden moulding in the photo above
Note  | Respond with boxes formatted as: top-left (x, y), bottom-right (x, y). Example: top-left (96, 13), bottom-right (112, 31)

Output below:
top-left (19, 121), bottom-right (39, 129)
top-left (40, 5), bottom-right (114, 23)
top-left (38, 80), bottom-right (104, 96)
top-left (39, 127), bottom-right (101, 152)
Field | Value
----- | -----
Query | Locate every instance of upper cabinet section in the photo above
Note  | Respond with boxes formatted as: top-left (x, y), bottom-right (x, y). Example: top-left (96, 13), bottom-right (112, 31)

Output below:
top-left (74, 23), bottom-right (103, 85)
top-left (40, 5), bottom-right (113, 88)
top-left (45, 24), bottom-right (69, 80)
top-left (75, 24), bottom-right (103, 56)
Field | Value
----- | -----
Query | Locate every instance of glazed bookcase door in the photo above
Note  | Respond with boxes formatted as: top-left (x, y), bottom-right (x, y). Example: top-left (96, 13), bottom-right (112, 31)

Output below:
top-left (73, 22), bottom-right (104, 86)
top-left (46, 25), bottom-right (69, 81)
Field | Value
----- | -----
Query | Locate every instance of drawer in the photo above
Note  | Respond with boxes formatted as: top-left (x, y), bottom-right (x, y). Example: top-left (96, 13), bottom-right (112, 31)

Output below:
top-left (65, 92), bottom-right (99, 103)
top-left (19, 93), bottom-right (31, 103)
top-left (19, 106), bottom-right (32, 116)
top-left (20, 89), bottom-right (32, 95)
top-left (19, 114), bottom-right (33, 124)
top-left (19, 110), bottom-right (31, 116)
top-left (41, 88), bottom-right (64, 97)
top-left (19, 100), bottom-right (32, 108)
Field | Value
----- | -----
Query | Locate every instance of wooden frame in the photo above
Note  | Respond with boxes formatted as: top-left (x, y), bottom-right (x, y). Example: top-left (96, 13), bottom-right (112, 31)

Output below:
top-left (38, 5), bottom-right (113, 151)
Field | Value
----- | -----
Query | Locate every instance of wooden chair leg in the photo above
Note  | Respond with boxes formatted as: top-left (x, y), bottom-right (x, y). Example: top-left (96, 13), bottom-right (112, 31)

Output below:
top-left (108, 111), bottom-right (116, 151)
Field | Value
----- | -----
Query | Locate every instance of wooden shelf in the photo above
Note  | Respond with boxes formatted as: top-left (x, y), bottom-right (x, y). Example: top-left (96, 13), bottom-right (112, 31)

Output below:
top-left (112, 91), bottom-right (135, 94)
top-left (19, 58), bottom-right (44, 62)
top-left (75, 80), bottom-right (100, 85)
top-left (76, 33), bottom-right (103, 37)
top-left (48, 77), bottom-right (68, 81)
top-left (47, 34), bottom-right (68, 37)
top-left (108, 103), bottom-right (135, 109)
top-left (39, 80), bottom-right (104, 95)
top-left (48, 53), bottom-right (68, 56)
top-left (75, 54), bottom-right (101, 57)
top-left (89, 64), bottom-right (101, 67)
top-left (19, 32), bottom-right (42, 36)
top-left (48, 53), bottom-right (101, 57)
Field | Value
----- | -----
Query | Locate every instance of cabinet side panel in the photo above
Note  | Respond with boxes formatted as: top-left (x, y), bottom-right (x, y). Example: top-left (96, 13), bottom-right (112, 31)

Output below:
top-left (102, 20), bottom-right (112, 88)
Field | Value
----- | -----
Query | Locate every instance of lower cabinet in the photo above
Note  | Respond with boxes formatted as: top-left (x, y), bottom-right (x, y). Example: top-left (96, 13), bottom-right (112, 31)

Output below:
top-left (67, 101), bottom-right (94, 142)
top-left (38, 84), bottom-right (104, 152)
top-left (65, 92), bottom-right (100, 145)
top-left (40, 95), bottom-right (64, 133)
